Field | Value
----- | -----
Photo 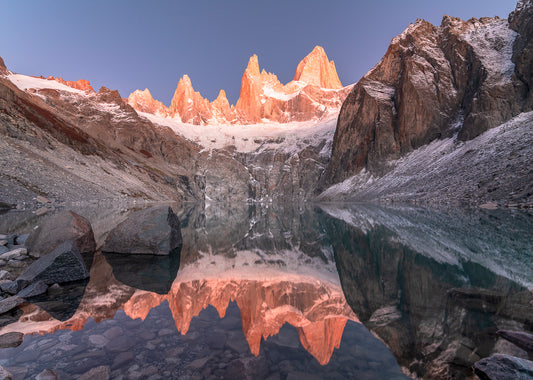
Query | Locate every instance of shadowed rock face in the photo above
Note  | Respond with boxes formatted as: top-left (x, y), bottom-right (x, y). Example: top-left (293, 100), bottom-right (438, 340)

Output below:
top-left (322, 205), bottom-right (533, 379)
top-left (323, 1), bottom-right (533, 187)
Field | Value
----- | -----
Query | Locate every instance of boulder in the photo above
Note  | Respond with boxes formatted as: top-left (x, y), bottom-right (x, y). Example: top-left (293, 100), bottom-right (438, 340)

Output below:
top-left (0, 332), bottom-right (23, 348)
top-left (17, 280), bottom-right (47, 298)
top-left (497, 330), bottom-right (533, 353)
top-left (15, 234), bottom-right (29, 246)
top-left (0, 248), bottom-right (27, 261)
top-left (474, 354), bottom-right (533, 380)
top-left (17, 240), bottom-right (90, 285)
top-left (103, 206), bottom-right (182, 255)
top-left (0, 296), bottom-right (23, 314)
top-left (25, 211), bottom-right (95, 259)
top-left (0, 280), bottom-right (29, 295)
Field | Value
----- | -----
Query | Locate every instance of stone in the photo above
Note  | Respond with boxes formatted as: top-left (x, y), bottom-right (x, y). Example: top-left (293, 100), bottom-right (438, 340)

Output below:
top-left (0, 280), bottom-right (29, 295)
top-left (25, 210), bottom-right (96, 259)
top-left (15, 234), bottom-right (29, 246)
top-left (474, 354), bottom-right (533, 380)
top-left (35, 207), bottom-right (50, 216)
top-left (36, 196), bottom-right (51, 204)
top-left (0, 248), bottom-right (27, 261)
top-left (78, 365), bottom-right (110, 380)
top-left (0, 241), bottom-right (6, 247)
top-left (0, 271), bottom-right (10, 281)
top-left (104, 335), bottom-right (135, 352)
top-left (103, 206), bottom-right (182, 255)
top-left (18, 240), bottom-right (90, 285)
top-left (0, 332), bottom-right (23, 348)
top-left (0, 365), bottom-right (12, 380)
top-left (497, 330), bottom-right (533, 353)
top-left (7, 260), bottom-right (25, 268)
top-left (0, 296), bottom-right (23, 314)
top-left (88, 334), bottom-right (109, 347)
top-left (17, 280), bottom-right (48, 298)
top-left (103, 326), bottom-right (123, 340)
top-left (0, 247), bottom-right (7, 255)
top-left (35, 369), bottom-right (59, 380)
top-left (112, 351), bottom-right (135, 369)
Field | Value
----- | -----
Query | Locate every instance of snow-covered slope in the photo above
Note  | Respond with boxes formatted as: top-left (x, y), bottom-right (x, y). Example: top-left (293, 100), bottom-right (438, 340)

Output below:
top-left (319, 112), bottom-right (533, 207)
top-left (139, 111), bottom-right (337, 154)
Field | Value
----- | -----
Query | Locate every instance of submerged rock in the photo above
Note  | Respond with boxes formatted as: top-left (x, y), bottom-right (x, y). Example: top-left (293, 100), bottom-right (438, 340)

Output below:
top-left (18, 240), bottom-right (90, 285)
top-left (25, 210), bottom-right (96, 259)
top-left (0, 365), bottom-right (12, 380)
top-left (103, 206), bottom-right (182, 255)
top-left (474, 354), bottom-right (533, 380)
top-left (0, 332), bottom-right (23, 348)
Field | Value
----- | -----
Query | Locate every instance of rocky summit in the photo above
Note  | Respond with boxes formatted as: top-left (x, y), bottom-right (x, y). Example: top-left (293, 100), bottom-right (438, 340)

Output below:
top-left (127, 46), bottom-right (350, 125)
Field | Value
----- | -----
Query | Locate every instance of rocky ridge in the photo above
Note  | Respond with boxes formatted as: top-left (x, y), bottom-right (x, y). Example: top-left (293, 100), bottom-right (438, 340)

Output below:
top-left (126, 46), bottom-right (350, 125)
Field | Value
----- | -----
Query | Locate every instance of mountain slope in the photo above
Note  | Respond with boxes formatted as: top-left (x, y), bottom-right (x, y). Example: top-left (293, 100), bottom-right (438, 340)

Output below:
top-left (322, 1), bottom-right (532, 192)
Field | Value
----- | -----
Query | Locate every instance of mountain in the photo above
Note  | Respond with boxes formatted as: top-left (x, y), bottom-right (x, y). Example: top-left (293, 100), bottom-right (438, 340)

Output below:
top-left (126, 46), bottom-right (350, 125)
top-left (321, 0), bottom-right (533, 208)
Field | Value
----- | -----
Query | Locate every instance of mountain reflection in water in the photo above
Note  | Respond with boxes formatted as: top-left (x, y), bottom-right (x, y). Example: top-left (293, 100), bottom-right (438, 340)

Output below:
top-left (0, 203), bottom-right (531, 379)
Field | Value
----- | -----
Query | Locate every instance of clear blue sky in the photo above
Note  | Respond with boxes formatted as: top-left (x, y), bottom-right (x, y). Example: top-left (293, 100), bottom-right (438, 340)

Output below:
top-left (1, 0), bottom-right (517, 105)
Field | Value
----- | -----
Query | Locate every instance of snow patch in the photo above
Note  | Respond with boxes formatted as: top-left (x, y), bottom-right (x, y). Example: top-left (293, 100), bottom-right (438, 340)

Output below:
top-left (7, 73), bottom-right (86, 95)
top-left (463, 19), bottom-right (517, 84)
top-left (139, 111), bottom-right (339, 154)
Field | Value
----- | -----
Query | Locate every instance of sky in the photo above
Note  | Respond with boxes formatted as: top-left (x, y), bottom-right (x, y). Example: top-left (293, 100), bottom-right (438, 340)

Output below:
top-left (1, 0), bottom-right (517, 105)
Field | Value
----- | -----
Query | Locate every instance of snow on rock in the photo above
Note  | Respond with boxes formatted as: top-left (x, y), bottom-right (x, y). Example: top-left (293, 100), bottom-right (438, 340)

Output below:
top-left (7, 73), bottom-right (86, 95)
top-left (319, 111), bottom-right (533, 206)
top-left (463, 18), bottom-right (517, 84)
top-left (139, 111), bottom-right (339, 154)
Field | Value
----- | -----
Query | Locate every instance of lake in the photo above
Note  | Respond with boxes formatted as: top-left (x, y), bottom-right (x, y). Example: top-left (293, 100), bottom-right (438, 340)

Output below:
top-left (0, 203), bottom-right (531, 379)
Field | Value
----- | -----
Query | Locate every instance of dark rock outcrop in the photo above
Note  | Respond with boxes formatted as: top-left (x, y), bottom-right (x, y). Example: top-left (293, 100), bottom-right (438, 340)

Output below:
top-left (103, 207), bottom-right (182, 255)
top-left (323, 1), bottom-right (532, 187)
top-left (25, 211), bottom-right (95, 259)
top-left (18, 240), bottom-right (91, 285)
top-left (474, 354), bottom-right (533, 380)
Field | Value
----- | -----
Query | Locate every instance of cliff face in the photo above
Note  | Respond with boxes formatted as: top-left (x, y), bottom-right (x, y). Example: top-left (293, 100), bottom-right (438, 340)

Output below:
top-left (127, 46), bottom-right (350, 125)
top-left (323, 1), bottom-right (532, 187)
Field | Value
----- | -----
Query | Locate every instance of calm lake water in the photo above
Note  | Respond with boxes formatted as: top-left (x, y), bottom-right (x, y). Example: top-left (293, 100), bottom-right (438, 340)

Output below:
top-left (0, 203), bottom-right (531, 379)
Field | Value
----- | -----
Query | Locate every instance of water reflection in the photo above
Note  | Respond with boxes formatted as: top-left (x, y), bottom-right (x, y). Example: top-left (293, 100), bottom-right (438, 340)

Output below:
top-left (321, 204), bottom-right (533, 379)
top-left (0, 203), bottom-right (531, 379)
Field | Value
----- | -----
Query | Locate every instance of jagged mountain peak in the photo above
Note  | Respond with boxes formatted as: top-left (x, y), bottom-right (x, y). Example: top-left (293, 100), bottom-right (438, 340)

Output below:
top-left (293, 45), bottom-right (342, 89)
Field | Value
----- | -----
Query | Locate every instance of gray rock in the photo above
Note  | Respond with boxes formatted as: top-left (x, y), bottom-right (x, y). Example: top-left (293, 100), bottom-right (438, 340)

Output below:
top-left (103, 206), bottom-right (182, 255)
top-left (0, 332), bottom-right (23, 348)
top-left (0, 296), bottom-right (23, 314)
top-left (497, 330), bottom-right (533, 353)
top-left (35, 369), bottom-right (59, 380)
top-left (0, 247), bottom-right (8, 255)
top-left (474, 354), bottom-right (533, 380)
top-left (15, 234), bottom-right (29, 246)
top-left (78, 366), bottom-right (110, 380)
top-left (0, 235), bottom-right (6, 240)
top-left (0, 241), bottom-right (6, 247)
top-left (0, 248), bottom-right (27, 261)
top-left (25, 210), bottom-right (95, 259)
top-left (0, 365), bottom-right (12, 380)
top-left (17, 280), bottom-right (48, 298)
top-left (7, 260), bottom-right (26, 268)
top-left (0, 280), bottom-right (29, 295)
top-left (17, 240), bottom-right (90, 285)
top-left (36, 196), bottom-right (50, 204)
top-left (0, 271), bottom-right (10, 281)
